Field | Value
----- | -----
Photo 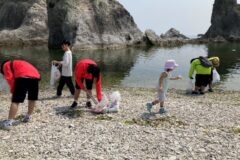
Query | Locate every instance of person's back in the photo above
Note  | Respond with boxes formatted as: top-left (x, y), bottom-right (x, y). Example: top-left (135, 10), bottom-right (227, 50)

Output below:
top-left (2, 60), bottom-right (40, 79)
top-left (189, 59), bottom-right (212, 77)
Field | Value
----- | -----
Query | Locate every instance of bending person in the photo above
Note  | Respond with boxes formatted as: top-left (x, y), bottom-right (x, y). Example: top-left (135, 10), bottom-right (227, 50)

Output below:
top-left (70, 59), bottom-right (102, 109)
top-left (0, 60), bottom-right (41, 130)
top-left (208, 57), bottom-right (220, 92)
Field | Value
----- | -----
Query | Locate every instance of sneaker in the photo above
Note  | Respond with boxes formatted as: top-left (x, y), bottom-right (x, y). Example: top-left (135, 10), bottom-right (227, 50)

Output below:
top-left (1, 120), bottom-right (13, 131)
top-left (191, 91), bottom-right (199, 95)
top-left (22, 115), bottom-right (31, 123)
top-left (70, 101), bottom-right (78, 109)
top-left (199, 91), bottom-right (205, 95)
top-left (146, 102), bottom-right (153, 113)
top-left (208, 88), bottom-right (214, 92)
top-left (159, 107), bottom-right (167, 114)
top-left (86, 101), bottom-right (92, 108)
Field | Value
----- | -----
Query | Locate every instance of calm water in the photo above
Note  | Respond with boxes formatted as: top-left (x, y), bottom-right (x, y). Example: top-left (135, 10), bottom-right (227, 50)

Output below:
top-left (0, 43), bottom-right (240, 90)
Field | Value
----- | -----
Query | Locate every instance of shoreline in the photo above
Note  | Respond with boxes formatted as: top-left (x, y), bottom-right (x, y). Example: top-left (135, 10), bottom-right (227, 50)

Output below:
top-left (0, 87), bottom-right (240, 159)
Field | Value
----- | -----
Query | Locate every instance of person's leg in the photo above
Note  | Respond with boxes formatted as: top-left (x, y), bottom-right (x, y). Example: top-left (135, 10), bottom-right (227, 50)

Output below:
top-left (74, 89), bottom-right (81, 102)
top-left (85, 79), bottom-right (94, 108)
top-left (159, 93), bottom-right (167, 114)
top-left (193, 75), bottom-right (201, 94)
top-left (66, 77), bottom-right (75, 95)
top-left (27, 100), bottom-right (36, 115)
top-left (70, 80), bottom-right (81, 109)
top-left (208, 81), bottom-right (213, 92)
top-left (152, 100), bottom-right (160, 105)
top-left (56, 76), bottom-right (66, 96)
top-left (208, 69), bottom-right (214, 92)
top-left (24, 79), bottom-right (39, 122)
top-left (8, 103), bottom-right (19, 119)
top-left (10, 78), bottom-right (27, 119)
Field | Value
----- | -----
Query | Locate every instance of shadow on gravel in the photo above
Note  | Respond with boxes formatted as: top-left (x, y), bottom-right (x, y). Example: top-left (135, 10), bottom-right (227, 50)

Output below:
top-left (38, 95), bottom-right (73, 101)
top-left (124, 113), bottom-right (187, 128)
top-left (54, 105), bottom-right (86, 119)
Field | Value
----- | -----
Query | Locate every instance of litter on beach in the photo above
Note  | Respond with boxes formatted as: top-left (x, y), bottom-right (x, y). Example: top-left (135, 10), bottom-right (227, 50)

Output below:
top-left (91, 91), bottom-right (121, 114)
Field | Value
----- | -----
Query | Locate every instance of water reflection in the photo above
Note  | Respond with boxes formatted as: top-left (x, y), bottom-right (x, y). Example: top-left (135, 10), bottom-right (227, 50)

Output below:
top-left (0, 43), bottom-right (240, 90)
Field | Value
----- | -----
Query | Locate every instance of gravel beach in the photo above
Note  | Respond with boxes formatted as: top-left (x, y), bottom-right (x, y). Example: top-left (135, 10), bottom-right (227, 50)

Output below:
top-left (0, 88), bottom-right (240, 160)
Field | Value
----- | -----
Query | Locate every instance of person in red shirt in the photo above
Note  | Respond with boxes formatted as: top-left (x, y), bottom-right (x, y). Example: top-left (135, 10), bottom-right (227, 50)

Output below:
top-left (0, 60), bottom-right (41, 130)
top-left (70, 59), bottom-right (102, 109)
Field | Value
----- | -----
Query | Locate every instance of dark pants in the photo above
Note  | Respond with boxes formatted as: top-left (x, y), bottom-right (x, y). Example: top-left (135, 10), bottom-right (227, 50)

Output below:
top-left (57, 76), bottom-right (75, 96)
top-left (12, 78), bottom-right (39, 103)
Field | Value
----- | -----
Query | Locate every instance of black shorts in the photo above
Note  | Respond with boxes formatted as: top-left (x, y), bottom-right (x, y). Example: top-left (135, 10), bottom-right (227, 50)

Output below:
top-left (12, 78), bottom-right (39, 103)
top-left (75, 78), bottom-right (93, 90)
top-left (195, 74), bottom-right (211, 87)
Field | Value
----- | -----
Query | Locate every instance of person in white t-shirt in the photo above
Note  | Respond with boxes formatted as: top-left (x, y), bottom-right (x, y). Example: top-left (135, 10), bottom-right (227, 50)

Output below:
top-left (52, 40), bottom-right (75, 97)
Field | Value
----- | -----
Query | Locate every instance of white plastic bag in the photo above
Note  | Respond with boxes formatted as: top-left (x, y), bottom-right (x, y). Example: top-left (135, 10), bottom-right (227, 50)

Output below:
top-left (186, 79), bottom-right (194, 94)
top-left (103, 91), bottom-right (121, 113)
top-left (0, 74), bottom-right (10, 93)
top-left (212, 69), bottom-right (220, 83)
top-left (91, 91), bottom-right (121, 114)
top-left (50, 64), bottom-right (61, 86)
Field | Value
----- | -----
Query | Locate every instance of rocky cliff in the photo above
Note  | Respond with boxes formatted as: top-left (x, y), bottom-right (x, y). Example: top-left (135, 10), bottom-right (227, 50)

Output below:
top-left (0, 0), bottom-right (48, 45)
top-left (0, 0), bottom-right (143, 49)
top-left (205, 0), bottom-right (240, 41)
top-left (47, 0), bottom-right (142, 49)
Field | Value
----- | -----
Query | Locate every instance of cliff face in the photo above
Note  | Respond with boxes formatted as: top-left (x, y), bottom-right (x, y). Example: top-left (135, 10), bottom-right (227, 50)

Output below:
top-left (47, 0), bottom-right (142, 49)
top-left (0, 0), bottom-right (48, 45)
top-left (0, 0), bottom-right (142, 49)
top-left (205, 0), bottom-right (240, 41)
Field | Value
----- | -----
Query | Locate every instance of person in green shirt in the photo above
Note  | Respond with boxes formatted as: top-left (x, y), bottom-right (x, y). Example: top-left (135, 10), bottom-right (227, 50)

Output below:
top-left (189, 57), bottom-right (220, 94)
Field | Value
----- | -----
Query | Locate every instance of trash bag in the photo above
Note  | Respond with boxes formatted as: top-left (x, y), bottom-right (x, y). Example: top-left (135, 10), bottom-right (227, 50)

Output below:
top-left (103, 91), bottom-right (121, 113)
top-left (186, 79), bottom-right (194, 94)
top-left (0, 74), bottom-right (9, 93)
top-left (212, 69), bottom-right (220, 83)
top-left (50, 64), bottom-right (61, 86)
top-left (91, 91), bottom-right (121, 114)
top-left (91, 92), bottom-right (108, 114)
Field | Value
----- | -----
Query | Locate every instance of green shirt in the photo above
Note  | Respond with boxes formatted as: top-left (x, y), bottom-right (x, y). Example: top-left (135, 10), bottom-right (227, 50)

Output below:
top-left (189, 59), bottom-right (211, 77)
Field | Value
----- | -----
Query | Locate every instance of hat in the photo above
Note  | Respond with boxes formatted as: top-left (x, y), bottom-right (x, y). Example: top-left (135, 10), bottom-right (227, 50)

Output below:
top-left (211, 57), bottom-right (220, 67)
top-left (164, 59), bottom-right (179, 70)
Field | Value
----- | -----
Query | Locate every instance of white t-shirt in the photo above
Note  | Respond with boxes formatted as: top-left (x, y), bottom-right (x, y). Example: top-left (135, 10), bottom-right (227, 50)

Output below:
top-left (60, 50), bottom-right (73, 77)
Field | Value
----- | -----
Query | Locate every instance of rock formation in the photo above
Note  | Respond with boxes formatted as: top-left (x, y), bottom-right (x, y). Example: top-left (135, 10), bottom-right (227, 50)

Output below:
top-left (46, 0), bottom-right (143, 49)
top-left (0, 0), bottom-right (143, 49)
top-left (144, 28), bottom-right (189, 47)
top-left (144, 29), bottom-right (161, 45)
top-left (0, 0), bottom-right (48, 45)
top-left (205, 0), bottom-right (240, 41)
top-left (161, 28), bottom-right (188, 39)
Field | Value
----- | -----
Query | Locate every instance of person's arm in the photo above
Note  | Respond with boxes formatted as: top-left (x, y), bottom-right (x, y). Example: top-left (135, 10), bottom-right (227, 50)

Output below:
top-left (170, 75), bottom-right (182, 80)
top-left (95, 74), bottom-right (102, 102)
top-left (3, 64), bottom-right (15, 93)
top-left (159, 72), bottom-right (167, 91)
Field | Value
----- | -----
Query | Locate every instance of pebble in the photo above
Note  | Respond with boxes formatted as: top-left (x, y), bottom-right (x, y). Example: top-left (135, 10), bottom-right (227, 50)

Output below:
top-left (0, 88), bottom-right (239, 159)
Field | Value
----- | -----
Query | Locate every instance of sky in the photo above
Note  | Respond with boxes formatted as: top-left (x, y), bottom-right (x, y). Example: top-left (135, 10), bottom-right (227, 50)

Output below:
top-left (118, 0), bottom-right (215, 37)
